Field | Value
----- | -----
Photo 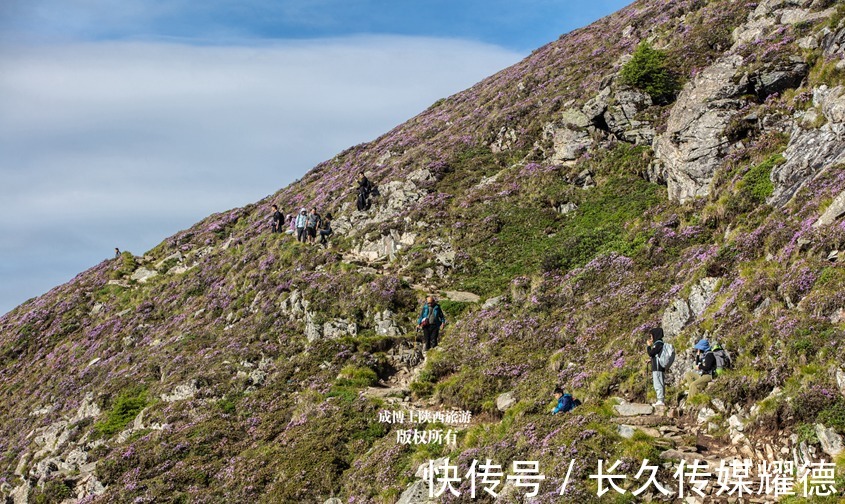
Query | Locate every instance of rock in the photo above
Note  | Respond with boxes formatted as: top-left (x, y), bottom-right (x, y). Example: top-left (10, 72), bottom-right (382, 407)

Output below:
top-left (618, 424), bottom-right (636, 439)
top-left (33, 420), bottom-right (70, 457)
top-left (604, 87), bottom-right (655, 145)
top-left (323, 319), bottom-right (358, 339)
top-left (771, 86), bottom-right (845, 206)
top-left (711, 398), bottom-right (726, 413)
top-left (814, 189), bottom-right (845, 228)
top-left (611, 415), bottom-right (668, 427)
top-left (689, 277), bottom-right (719, 318)
top-left (482, 296), bottom-right (503, 310)
top-left (10, 482), bottom-right (29, 504)
top-left (751, 57), bottom-right (809, 100)
top-left (662, 298), bottom-right (692, 339)
top-left (75, 474), bottom-right (106, 500)
top-left (490, 126), bottom-right (518, 153)
top-left (780, 7), bottom-right (836, 25)
top-left (836, 368), bottom-right (845, 396)
top-left (541, 121), bottom-right (592, 163)
top-left (653, 55), bottom-right (747, 203)
top-left (815, 424), bottom-right (844, 457)
top-left (397, 480), bottom-right (435, 504)
top-left (442, 290), bottom-right (480, 303)
top-left (660, 449), bottom-right (702, 464)
top-left (70, 392), bottom-right (101, 424)
top-left (161, 381), bottom-right (198, 402)
top-left (613, 403), bottom-right (654, 416)
top-left (130, 267), bottom-right (158, 283)
top-left (323, 499), bottom-right (343, 504)
top-left (14, 453), bottom-right (30, 477)
top-left (798, 35), bottom-right (819, 50)
top-left (375, 310), bottom-right (402, 337)
top-left (496, 391), bottom-right (517, 412)
top-left (583, 87), bottom-right (612, 124)
top-left (560, 108), bottom-right (591, 129)
top-left (728, 414), bottom-right (745, 433)
top-left (697, 407), bottom-right (717, 425)
top-left (556, 202), bottom-right (578, 214)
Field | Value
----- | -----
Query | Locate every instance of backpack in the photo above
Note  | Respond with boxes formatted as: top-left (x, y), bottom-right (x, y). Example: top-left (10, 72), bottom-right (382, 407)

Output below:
top-left (572, 398), bottom-right (582, 408)
top-left (710, 343), bottom-right (733, 376)
top-left (657, 341), bottom-right (675, 370)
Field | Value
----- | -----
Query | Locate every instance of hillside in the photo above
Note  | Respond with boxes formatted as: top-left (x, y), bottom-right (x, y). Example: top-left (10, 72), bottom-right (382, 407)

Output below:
top-left (3, 0), bottom-right (845, 502)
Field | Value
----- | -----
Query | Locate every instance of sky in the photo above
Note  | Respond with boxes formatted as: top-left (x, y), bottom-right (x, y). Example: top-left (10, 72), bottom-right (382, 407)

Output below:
top-left (0, 0), bottom-right (633, 315)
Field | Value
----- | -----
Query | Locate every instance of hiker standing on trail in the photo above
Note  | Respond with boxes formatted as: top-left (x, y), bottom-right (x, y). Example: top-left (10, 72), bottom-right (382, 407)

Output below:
top-left (551, 386), bottom-right (577, 415)
top-left (114, 247), bottom-right (121, 259)
top-left (305, 207), bottom-right (321, 245)
top-left (417, 296), bottom-right (446, 351)
top-left (356, 171), bottom-right (373, 211)
top-left (271, 204), bottom-right (283, 233)
top-left (295, 208), bottom-right (308, 243)
top-left (319, 212), bottom-right (333, 245)
top-left (682, 339), bottom-right (716, 396)
top-left (646, 327), bottom-right (667, 407)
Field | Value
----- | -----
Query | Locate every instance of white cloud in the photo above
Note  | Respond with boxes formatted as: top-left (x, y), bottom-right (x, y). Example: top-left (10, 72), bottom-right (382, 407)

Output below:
top-left (0, 36), bottom-right (523, 314)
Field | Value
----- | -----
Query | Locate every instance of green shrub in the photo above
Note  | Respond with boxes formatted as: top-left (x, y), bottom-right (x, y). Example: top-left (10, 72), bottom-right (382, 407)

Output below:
top-left (30, 479), bottom-right (73, 504)
top-left (95, 387), bottom-right (148, 436)
top-left (620, 42), bottom-right (680, 103)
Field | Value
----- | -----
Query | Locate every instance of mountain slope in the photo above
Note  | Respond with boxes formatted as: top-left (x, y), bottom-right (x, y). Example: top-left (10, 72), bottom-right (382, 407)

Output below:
top-left (3, 0), bottom-right (845, 502)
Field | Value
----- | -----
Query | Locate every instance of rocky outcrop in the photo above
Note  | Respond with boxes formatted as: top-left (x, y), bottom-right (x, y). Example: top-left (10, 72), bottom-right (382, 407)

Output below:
top-left (662, 277), bottom-right (720, 338)
top-left (770, 85), bottom-right (845, 206)
top-left (814, 189), bottom-right (845, 228)
top-left (496, 391), bottom-right (517, 412)
top-left (130, 267), bottom-right (158, 283)
top-left (161, 381), bottom-right (198, 402)
top-left (540, 121), bottom-right (592, 163)
top-left (351, 229), bottom-right (417, 262)
top-left (604, 88), bottom-right (655, 145)
top-left (815, 424), bottom-right (844, 458)
top-left (374, 310), bottom-right (403, 337)
top-left (653, 55), bottom-right (746, 203)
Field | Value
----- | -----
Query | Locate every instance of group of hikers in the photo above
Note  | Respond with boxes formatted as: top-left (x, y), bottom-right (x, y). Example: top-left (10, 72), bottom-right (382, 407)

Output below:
top-left (268, 171), bottom-right (379, 245)
top-left (647, 327), bottom-right (732, 407)
top-left (272, 205), bottom-right (334, 246)
top-left (550, 327), bottom-right (733, 415)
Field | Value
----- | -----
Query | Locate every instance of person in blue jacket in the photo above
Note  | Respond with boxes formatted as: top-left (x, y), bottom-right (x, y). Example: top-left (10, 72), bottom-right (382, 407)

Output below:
top-left (416, 296), bottom-right (446, 350)
top-left (552, 386), bottom-right (576, 415)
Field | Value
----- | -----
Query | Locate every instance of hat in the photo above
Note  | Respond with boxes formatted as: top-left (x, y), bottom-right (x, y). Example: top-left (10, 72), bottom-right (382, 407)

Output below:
top-left (300, 208), bottom-right (306, 213)
top-left (694, 339), bottom-right (711, 352)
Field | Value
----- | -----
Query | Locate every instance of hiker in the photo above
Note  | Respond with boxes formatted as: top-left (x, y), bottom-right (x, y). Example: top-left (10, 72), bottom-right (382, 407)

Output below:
top-left (295, 208), bottom-right (308, 242)
top-left (551, 386), bottom-right (578, 415)
top-left (356, 171), bottom-right (374, 211)
top-left (646, 327), bottom-right (668, 407)
top-left (285, 214), bottom-right (295, 235)
top-left (114, 247), bottom-right (121, 259)
top-left (305, 207), bottom-right (322, 245)
top-left (319, 212), bottom-right (333, 245)
top-left (271, 204), bottom-right (283, 233)
top-left (416, 296), bottom-right (446, 350)
top-left (682, 339), bottom-right (714, 397)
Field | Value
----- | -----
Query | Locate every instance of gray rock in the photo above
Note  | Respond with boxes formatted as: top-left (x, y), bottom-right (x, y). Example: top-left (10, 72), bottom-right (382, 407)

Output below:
top-left (541, 122), bottom-right (592, 163)
top-left (662, 298), bottom-right (692, 339)
top-left (583, 87), bottom-right (611, 123)
top-left (561, 108), bottom-right (591, 129)
top-left (490, 126), bottom-right (518, 153)
top-left (161, 381), bottom-right (198, 402)
top-left (750, 58), bottom-right (809, 98)
top-left (617, 424), bottom-right (636, 439)
top-left (780, 7), bottom-right (836, 25)
top-left (696, 407), bottom-right (717, 425)
top-left (814, 189), bottom-right (845, 228)
top-left (397, 480), bottom-right (435, 504)
top-left (815, 424), bottom-right (844, 457)
top-left (323, 499), bottom-right (343, 504)
top-left (653, 55), bottom-right (746, 203)
top-left (442, 290), bottom-right (480, 303)
top-left (836, 368), bottom-right (845, 396)
top-left (688, 277), bottom-right (720, 318)
top-left (556, 202), bottom-right (578, 215)
top-left (375, 310), bottom-right (402, 337)
top-left (770, 127), bottom-right (845, 206)
top-left (604, 87), bottom-right (655, 145)
top-left (728, 414), bottom-right (745, 433)
top-left (482, 296), bottom-right (504, 310)
top-left (10, 482), bottom-right (29, 504)
top-left (14, 453), bottom-right (30, 477)
top-left (130, 267), bottom-right (158, 283)
top-left (323, 319), bottom-right (358, 339)
top-left (496, 391), bottom-right (517, 412)
top-left (613, 403), bottom-right (654, 416)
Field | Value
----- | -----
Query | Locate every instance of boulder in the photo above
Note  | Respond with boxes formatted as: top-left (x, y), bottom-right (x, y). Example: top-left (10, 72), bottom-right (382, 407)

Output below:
top-left (815, 424), bottom-right (844, 457)
top-left (662, 298), bottom-right (693, 339)
top-left (613, 403), bottom-right (654, 416)
top-left (397, 480), bottom-right (435, 504)
top-left (375, 310), bottom-right (402, 337)
top-left (541, 122), bottom-right (592, 163)
top-left (323, 319), bottom-right (358, 339)
top-left (482, 296), bottom-right (504, 310)
top-left (750, 57), bottom-right (809, 99)
top-left (617, 424), bottom-right (636, 439)
top-left (814, 189), bottom-right (845, 228)
top-left (836, 368), bottom-right (845, 397)
top-left (442, 290), bottom-right (480, 303)
top-left (161, 381), bottom-right (198, 402)
top-left (696, 407), bottom-right (717, 425)
top-left (130, 267), bottom-right (158, 283)
top-left (604, 87), bottom-right (655, 145)
top-left (653, 55), bottom-right (747, 203)
top-left (496, 391), bottom-right (517, 412)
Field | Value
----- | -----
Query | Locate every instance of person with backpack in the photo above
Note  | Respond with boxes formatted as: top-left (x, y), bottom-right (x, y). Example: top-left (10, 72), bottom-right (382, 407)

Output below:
top-left (356, 171), bottom-right (375, 211)
top-left (271, 204), bottom-right (283, 233)
top-left (551, 386), bottom-right (580, 415)
top-left (305, 207), bottom-right (322, 245)
top-left (682, 339), bottom-right (716, 396)
top-left (295, 208), bottom-right (308, 243)
top-left (416, 296), bottom-right (446, 350)
top-left (319, 212), bottom-right (333, 246)
top-left (646, 327), bottom-right (674, 407)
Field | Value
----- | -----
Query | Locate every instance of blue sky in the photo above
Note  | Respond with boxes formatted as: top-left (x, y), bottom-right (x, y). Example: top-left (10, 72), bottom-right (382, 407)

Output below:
top-left (0, 0), bottom-right (633, 315)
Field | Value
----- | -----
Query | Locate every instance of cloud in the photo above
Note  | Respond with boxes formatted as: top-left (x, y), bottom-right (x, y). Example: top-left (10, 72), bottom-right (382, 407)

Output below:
top-left (0, 36), bottom-right (523, 315)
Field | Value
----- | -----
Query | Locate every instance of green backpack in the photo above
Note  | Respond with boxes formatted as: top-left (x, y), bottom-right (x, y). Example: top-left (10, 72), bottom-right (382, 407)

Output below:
top-left (710, 342), bottom-right (733, 377)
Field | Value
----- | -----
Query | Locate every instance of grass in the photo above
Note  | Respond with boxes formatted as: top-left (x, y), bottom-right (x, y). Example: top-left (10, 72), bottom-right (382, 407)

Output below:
top-left (94, 386), bottom-right (149, 436)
